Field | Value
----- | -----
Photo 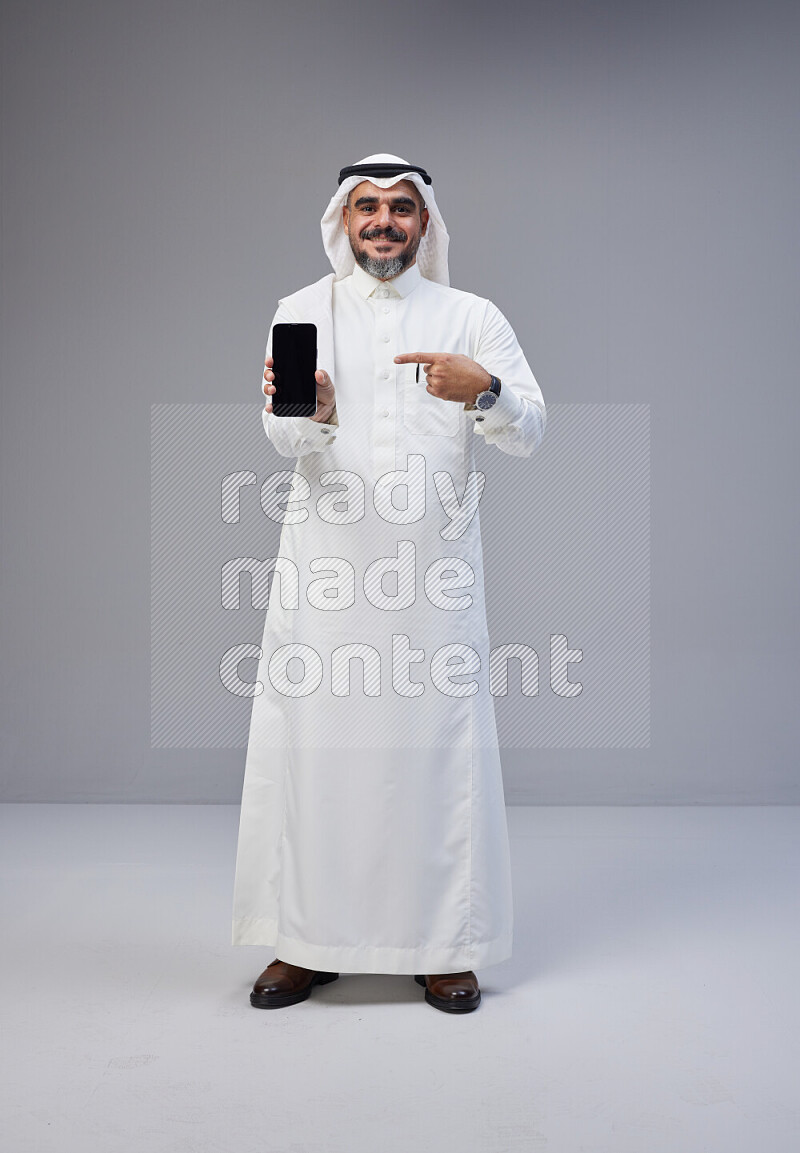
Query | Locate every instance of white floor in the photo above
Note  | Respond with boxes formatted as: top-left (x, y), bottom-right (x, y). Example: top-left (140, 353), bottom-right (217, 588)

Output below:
top-left (1, 804), bottom-right (799, 1153)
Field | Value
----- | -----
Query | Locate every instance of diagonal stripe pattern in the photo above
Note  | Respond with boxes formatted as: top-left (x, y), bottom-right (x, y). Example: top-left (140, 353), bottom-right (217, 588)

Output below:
top-left (152, 403), bottom-right (649, 749)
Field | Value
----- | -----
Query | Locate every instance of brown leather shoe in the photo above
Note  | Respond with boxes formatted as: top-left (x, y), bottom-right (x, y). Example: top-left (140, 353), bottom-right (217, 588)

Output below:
top-left (250, 958), bottom-right (339, 1009)
top-left (414, 971), bottom-right (481, 1013)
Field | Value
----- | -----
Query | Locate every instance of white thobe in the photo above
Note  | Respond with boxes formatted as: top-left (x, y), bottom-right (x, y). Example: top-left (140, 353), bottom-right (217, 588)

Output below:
top-left (231, 261), bottom-right (545, 973)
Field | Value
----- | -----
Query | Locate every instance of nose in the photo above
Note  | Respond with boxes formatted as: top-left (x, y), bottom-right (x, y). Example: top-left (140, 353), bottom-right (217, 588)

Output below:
top-left (375, 203), bottom-right (392, 227)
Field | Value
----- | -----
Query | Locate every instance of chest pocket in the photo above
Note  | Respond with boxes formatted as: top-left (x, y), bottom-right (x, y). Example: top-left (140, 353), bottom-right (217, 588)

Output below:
top-left (402, 368), bottom-right (461, 438)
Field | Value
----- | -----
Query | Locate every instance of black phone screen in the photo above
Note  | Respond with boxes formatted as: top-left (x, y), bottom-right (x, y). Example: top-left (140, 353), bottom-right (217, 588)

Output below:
top-left (271, 323), bottom-right (318, 418)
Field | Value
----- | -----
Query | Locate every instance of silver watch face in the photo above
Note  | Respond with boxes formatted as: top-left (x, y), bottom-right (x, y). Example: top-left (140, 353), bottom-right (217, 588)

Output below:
top-left (476, 390), bottom-right (497, 410)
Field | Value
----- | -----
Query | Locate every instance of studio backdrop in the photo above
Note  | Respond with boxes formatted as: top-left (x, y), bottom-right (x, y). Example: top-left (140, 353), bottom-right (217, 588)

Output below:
top-left (1, 0), bottom-right (797, 803)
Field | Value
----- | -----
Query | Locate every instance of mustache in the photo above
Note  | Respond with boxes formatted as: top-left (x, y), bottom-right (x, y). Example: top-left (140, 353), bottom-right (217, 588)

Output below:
top-left (360, 226), bottom-right (408, 242)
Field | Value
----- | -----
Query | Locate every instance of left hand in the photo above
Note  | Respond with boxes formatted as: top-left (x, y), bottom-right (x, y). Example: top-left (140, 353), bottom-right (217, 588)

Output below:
top-left (394, 352), bottom-right (491, 405)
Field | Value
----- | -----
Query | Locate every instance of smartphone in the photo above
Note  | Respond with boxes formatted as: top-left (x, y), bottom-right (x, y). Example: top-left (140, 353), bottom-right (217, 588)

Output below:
top-left (270, 323), bottom-right (318, 417)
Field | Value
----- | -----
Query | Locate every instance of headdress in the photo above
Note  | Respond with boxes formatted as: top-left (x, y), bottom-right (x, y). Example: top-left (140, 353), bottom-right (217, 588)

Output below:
top-left (320, 152), bottom-right (450, 285)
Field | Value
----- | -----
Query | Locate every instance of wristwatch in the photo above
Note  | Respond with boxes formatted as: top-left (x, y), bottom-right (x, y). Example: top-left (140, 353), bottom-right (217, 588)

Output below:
top-left (474, 375), bottom-right (502, 410)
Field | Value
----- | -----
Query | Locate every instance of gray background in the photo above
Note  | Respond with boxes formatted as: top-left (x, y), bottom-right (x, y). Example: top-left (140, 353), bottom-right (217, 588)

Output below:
top-left (2, 0), bottom-right (797, 802)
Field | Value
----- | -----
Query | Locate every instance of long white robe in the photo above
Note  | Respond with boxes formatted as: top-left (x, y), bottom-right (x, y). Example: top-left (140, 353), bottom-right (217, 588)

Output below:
top-left (231, 261), bottom-right (545, 973)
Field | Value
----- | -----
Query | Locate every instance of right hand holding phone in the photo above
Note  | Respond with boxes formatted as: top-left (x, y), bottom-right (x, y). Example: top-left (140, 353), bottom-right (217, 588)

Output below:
top-left (263, 357), bottom-right (336, 422)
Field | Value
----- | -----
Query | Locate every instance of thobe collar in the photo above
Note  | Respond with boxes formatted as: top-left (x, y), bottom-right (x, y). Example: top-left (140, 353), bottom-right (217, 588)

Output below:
top-left (351, 261), bottom-right (422, 300)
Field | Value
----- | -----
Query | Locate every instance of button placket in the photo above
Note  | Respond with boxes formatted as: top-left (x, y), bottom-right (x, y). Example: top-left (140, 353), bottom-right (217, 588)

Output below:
top-left (372, 290), bottom-right (398, 474)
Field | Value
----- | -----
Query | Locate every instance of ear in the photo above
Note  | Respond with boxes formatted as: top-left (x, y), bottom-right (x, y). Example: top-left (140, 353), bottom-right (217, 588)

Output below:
top-left (420, 206), bottom-right (429, 237)
top-left (342, 202), bottom-right (350, 236)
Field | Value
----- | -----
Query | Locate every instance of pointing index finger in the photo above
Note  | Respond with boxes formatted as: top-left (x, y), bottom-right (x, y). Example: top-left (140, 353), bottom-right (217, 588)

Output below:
top-left (393, 353), bottom-right (442, 364)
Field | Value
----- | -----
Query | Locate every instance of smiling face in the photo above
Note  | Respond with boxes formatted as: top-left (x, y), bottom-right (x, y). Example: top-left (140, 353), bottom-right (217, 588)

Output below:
top-left (342, 179), bottom-right (429, 280)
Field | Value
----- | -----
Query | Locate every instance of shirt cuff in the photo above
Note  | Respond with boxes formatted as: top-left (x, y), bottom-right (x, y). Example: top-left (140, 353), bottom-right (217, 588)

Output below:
top-left (464, 382), bottom-right (525, 433)
top-left (262, 405), bottom-right (339, 447)
top-left (293, 409), bottom-right (339, 444)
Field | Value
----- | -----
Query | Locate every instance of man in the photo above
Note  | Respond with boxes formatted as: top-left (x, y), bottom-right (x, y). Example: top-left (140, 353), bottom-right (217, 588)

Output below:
top-left (232, 154), bottom-right (546, 1013)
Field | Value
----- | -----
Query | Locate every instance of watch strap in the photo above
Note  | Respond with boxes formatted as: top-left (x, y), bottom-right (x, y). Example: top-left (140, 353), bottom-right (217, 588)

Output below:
top-left (465, 375), bottom-right (501, 411)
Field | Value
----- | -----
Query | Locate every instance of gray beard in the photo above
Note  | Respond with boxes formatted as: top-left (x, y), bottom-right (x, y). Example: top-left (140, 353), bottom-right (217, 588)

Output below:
top-left (354, 251), bottom-right (408, 280)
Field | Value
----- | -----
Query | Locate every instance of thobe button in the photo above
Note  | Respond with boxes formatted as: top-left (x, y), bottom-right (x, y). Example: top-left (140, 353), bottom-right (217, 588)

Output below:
top-left (381, 334), bottom-right (390, 343)
top-left (320, 427), bottom-right (330, 433)
top-left (382, 370), bottom-right (390, 379)
top-left (382, 409), bottom-right (390, 418)
top-left (382, 306), bottom-right (390, 314)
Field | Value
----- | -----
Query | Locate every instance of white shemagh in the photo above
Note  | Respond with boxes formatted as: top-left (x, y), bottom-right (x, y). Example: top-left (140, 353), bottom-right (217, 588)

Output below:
top-left (320, 152), bottom-right (450, 285)
top-left (286, 154), bottom-right (451, 380)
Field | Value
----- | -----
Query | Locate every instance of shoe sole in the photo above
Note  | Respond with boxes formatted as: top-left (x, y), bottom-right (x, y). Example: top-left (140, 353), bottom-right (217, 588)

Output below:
top-left (413, 974), bottom-right (481, 1013)
top-left (250, 970), bottom-right (339, 1009)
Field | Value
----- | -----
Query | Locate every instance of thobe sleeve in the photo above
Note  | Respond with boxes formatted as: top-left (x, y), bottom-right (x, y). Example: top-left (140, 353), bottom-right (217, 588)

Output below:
top-left (465, 301), bottom-right (546, 458)
top-left (259, 304), bottom-right (339, 459)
